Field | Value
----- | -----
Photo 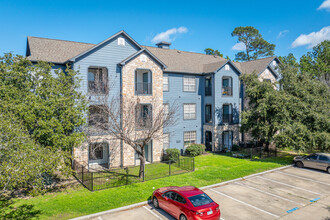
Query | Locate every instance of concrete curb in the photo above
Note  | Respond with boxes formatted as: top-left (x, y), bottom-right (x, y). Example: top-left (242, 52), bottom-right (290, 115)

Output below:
top-left (71, 164), bottom-right (293, 220)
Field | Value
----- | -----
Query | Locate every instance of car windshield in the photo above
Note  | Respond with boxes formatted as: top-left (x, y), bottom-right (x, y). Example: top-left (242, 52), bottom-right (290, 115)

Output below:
top-left (188, 193), bottom-right (213, 207)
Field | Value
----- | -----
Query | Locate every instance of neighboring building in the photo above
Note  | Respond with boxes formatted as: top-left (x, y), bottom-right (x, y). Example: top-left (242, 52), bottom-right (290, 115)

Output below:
top-left (25, 30), bottom-right (280, 168)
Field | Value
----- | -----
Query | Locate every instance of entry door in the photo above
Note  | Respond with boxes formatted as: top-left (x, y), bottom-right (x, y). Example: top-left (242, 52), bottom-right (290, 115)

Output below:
top-left (89, 142), bottom-right (109, 165)
top-left (223, 131), bottom-right (233, 151)
top-left (135, 142), bottom-right (152, 165)
top-left (205, 131), bottom-right (212, 151)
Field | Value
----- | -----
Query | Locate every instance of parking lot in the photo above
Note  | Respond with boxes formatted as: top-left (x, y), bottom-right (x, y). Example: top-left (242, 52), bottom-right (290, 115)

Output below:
top-left (81, 166), bottom-right (330, 220)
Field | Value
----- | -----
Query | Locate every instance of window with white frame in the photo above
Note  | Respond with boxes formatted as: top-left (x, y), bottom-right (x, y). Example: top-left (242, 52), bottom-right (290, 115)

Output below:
top-left (183, 76), bottom-right (196, 92)
top-left (225, 64), bottom-right (230, 71)
top-left (163, 75), bottom-right (169, 91)
top-left (163, 104), bottom-right (169, 116)
top-left (184, 131), bottom-right (196, 147)
top-left (184, 104), bottom-right (196, 120)
top-left (163, 133), bottom-right (169, 150)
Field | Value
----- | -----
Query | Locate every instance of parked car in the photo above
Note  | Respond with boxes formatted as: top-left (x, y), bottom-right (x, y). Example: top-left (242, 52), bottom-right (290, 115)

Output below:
top-left (294, 153), bottom-right (330, 173)
top-left (152, 186), bottom-right (220, 220)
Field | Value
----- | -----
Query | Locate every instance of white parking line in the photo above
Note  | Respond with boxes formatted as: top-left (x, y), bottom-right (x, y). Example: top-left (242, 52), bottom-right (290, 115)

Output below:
top-left (234, 182), bottom-right (304, 206)
top-left (256, 176), bottom-right (321, 195)
top-left (97, 217), bottom-right (103, 220)
top-left (210, 189), bottom-right (280, 218)
top-left (277, 171), bottom-right (330, 186)
top-left (143, 206), bottom-right (163, 219)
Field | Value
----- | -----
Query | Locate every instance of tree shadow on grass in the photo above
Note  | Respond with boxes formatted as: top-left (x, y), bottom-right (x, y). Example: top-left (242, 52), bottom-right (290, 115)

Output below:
top-left (0, 197), bottom-right (41, 219)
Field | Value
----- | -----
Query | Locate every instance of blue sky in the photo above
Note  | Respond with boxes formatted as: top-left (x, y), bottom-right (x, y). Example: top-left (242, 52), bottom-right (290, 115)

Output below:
top-left (1, 0), bottom-right (329, 60)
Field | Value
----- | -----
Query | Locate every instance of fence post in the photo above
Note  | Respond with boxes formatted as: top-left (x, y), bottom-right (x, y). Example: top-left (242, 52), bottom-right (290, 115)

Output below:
top-left (126, 167), bottom-right (129, 185)
top-left (250, 148), bottom-right (252, 160)
top-left (178, 153), bottom-right (180, 167)
top-left (169, 160), bottom-right (171, 176)
top-left (81, 165), bottom-right (84, 183)
top-left (193, 157), bottom-right (195, 171)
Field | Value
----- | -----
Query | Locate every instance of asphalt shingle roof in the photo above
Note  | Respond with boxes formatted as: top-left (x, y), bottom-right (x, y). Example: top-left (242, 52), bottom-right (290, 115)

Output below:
top-left (233, 56), bottom-right (276, 75)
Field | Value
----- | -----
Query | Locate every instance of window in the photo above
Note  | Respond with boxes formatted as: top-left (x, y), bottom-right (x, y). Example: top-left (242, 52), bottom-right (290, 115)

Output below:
top-left (88, 67), bottom-right (108, 94)
top-left (88, 105), bottom-right (108, 129)
top-left (184, 131), bottom-right (196, 147)
top-left (135, 69), bottom-right (152, 95)
top-left (175, 194), bottom-right (186, 204)
top-left (183, 76), bottom-right (196, 92)
top-left (225, 64), bottom-right (230, 71)
top-left (188, 193), bottom-right (213, 207)
top-left (163, 133), bottom-right (169, 150)
top-left (89, 142), bottom-right (108, 160)
top-left (222, 104), bottom-right (232, 124)
top-left (222, 77), bottom-right (232, 96)
top-left (319, 155), bottom-right (329, 161)
top-left (184, 104), bottom-right (196, 120)
top-left (163, 104), bottom-right (169, 116)
top-left (136, 104), bottom-right (152, 128)
top-left (306, 154), bottom-right (318, 160)
top-left (205, 104), bottom-right (212, 123)
top-left (205, 77), bottom-right (212, 96)
top-left (118, 37), bottom-right (125, 46)
top-left (163, 75), bottom-right (169, 91)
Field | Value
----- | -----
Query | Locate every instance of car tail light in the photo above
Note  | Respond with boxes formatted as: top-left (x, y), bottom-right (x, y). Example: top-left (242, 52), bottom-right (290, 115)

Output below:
top-left (216, 207), bottom-right (219, 211)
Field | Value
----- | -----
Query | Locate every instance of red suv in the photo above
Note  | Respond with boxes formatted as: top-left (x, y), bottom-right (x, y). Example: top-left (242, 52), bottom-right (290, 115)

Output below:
top-left (152, 186), bottom-right (221, 220)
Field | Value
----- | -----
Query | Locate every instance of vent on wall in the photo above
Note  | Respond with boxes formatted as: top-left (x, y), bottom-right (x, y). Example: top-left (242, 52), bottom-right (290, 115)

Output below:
top-left (225, 64), bottom-right (230, 71)
top-left (140, 55), bottom-right (147, 62)
top-left (118, 37), bottom-right (125, 46)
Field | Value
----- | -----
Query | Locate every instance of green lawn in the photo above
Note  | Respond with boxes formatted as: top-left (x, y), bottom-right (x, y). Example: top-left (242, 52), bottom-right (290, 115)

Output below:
top-left (14, 153), bottom-right (294, 219)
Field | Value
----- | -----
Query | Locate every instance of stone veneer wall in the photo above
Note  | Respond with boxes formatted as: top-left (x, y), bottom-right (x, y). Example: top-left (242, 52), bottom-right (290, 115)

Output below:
top-left (121, 52), bottom-right (164, 166)
top-left (203, 124), bottom-right (240, 151)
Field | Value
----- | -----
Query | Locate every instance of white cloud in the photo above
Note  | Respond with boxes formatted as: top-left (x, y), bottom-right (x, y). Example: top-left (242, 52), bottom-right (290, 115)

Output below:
top-left (277, 30), bottom-right (289, 39)
top-left (151, 27), bottom-right (188, 43)
top-left (291, 26), bottom-right (330, 48)
top-left (318, 0), bottom-right (330, 11)
top-left (231, 42), bottom-right (246, 51)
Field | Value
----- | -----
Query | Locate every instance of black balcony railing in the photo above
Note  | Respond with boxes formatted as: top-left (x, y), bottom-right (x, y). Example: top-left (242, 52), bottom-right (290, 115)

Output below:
top-left (223, 113), bottom-right (232, 124)
top-left (205, 87), bottom-right (212, 96)
top-left (222, 86), bottom-right (232, 96)
top-left (205, 114), bottom-right (212, 124)
top-left (135, 82), bottom-right (152, 95)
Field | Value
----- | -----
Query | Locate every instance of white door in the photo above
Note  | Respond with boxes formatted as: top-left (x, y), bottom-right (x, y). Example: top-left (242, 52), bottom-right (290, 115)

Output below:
top-left (223, 131), bottom-right (233, 151)
top-left (135, 142), bottom-right (152, 165)
top-left (88, 142), bottom-right (109, 165)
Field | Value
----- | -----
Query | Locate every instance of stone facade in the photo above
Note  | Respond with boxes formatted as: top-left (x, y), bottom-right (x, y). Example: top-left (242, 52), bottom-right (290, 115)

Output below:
top-left (121, 52), bottom-right (164, 166)
top-left (203, 124), bottom-right (240, 151)
top-left (259, 68), bottom-right (277, 83)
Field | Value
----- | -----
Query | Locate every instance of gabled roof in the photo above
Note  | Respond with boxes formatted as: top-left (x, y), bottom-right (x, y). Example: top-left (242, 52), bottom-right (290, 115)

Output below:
top-left (69, 30), bottom-right (143, 62)
top-left (143, 46), bottom-right (227, 73)
top-left (26, 36), bottom-right (94, 64)
top-left (233, 56), bottom-right (279, 77)
top-left (119, 48), bottom-right (167, 69)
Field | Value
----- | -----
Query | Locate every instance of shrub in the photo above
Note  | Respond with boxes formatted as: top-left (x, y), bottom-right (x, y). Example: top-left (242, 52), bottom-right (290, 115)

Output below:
top-left (185, 144), bottom-right (206, 157)
top-left (232, 144), bottom-right (240, 152)
top-left (164, 148), bottom-right (180, 161)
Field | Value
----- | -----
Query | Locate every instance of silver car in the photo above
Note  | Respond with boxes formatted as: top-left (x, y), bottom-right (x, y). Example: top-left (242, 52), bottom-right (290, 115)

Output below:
top-left (294, 153), bottom-right (330, 174)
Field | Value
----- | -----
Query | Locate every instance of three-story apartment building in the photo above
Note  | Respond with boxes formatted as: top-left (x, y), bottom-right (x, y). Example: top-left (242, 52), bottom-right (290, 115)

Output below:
top-left (26, 30), bottom-right (280, 168)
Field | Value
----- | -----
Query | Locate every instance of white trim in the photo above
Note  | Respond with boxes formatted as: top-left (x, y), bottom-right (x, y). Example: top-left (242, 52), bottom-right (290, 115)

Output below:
top-left (256, 176), bottom-right (321, 195)
top-left (210, 189), bottom-right (280, 218)
top-left (276, 171), bottom-right (330, 186)
top-left (143, 206), bottom-right (162, 219)
top-left (234, 182), bottom-right (304, 206)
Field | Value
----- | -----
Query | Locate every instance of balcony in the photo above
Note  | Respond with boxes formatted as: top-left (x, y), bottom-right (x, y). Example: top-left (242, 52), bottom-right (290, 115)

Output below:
top-left (222, 86), bottom-right (232, 96)
top-left (205, 87), bottom-right (212, 96)
top-left (135, 82), bottom-right (152, 95)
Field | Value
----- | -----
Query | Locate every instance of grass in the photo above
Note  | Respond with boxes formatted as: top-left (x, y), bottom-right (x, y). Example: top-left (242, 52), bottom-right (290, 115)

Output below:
top-left (14, 153), bottom-right (295, 219)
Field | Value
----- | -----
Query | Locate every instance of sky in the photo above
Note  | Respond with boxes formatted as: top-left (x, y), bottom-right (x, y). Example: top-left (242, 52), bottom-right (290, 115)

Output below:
top-left (1, 0), bottom-right (329, 60)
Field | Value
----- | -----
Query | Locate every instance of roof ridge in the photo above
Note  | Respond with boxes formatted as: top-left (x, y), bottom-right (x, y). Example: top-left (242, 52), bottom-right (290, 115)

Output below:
top-left (28, 36), bottom-right (95, 45)
top-left (144, 45), bottom-right (226, 59)
top-left (240, 56), bottom-right (276, 63)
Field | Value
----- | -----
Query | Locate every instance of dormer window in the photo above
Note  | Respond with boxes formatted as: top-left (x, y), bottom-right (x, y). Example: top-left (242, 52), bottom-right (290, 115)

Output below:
top-left (118, 37), bottom-right (125, 46)
top-left (225, 64), bottom-right (230, 71)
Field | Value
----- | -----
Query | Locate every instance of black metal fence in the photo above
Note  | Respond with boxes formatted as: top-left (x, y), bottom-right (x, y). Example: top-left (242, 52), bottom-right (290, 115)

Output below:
top-left (231, 146), bottom-right (277, 159)
top-left (74, 157), bottom-right (195, 191)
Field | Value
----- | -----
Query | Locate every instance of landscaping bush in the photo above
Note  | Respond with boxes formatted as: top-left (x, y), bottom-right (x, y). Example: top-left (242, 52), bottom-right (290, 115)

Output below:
top-left (232, 144), bottom-right (240, 152)
top-left (185, 144), bottom-right (206, 157)
top-left (164, 148), bottom-right (180, 161)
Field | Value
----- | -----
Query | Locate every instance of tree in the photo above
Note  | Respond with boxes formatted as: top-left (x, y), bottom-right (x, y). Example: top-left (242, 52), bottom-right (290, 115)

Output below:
top-left (88, 95), bottom-right (178, 179)
top-left (231, 26), bottom-right (275, 61)
top-left (278, 53), bottom-right (299, 69)
top-left (204, 48), bottom-right (223, 57)
top-left (0, 53), bottom-right (87, 195)
top-left (299, 40), bottom-right (330, 86)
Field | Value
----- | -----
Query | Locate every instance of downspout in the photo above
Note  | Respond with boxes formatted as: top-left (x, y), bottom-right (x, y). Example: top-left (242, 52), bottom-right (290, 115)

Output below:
top-left (119, 64), bottom-right (124, 167)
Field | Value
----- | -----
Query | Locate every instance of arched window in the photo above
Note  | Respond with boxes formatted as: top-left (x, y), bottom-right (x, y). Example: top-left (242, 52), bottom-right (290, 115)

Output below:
top-left (135, 69), bottom-right (152, 95)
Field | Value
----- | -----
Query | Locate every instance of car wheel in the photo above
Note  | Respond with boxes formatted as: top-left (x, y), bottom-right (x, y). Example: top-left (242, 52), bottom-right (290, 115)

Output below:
top-left (153, 197), bottom-right (159, 209)
top-left (327, 167), bottom-right (330, 174)
top-left (180, 214), bottom-right (187, 220)
top-left (296, 161), bottom-right (304, 168)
